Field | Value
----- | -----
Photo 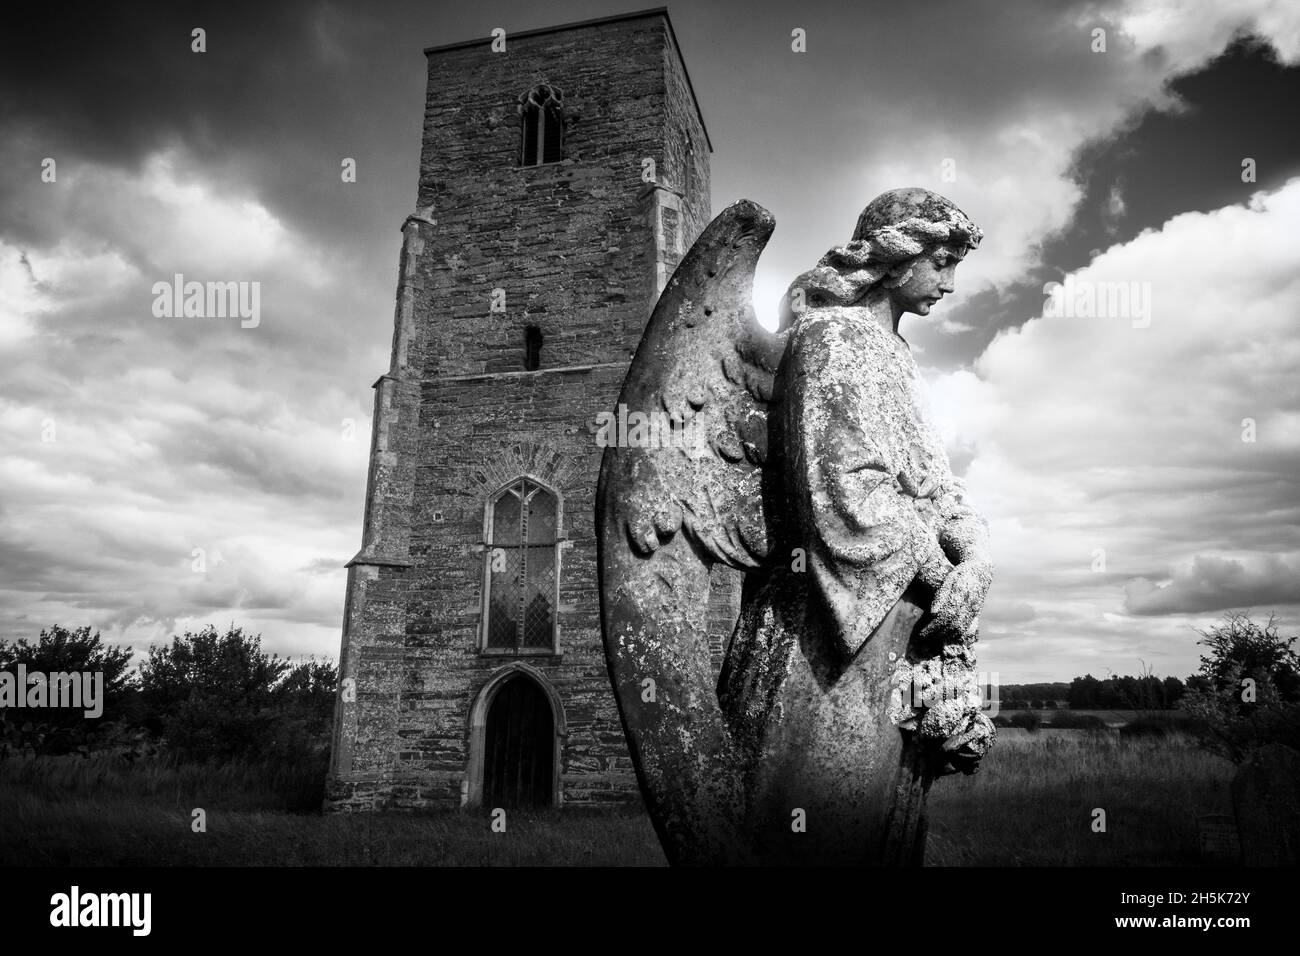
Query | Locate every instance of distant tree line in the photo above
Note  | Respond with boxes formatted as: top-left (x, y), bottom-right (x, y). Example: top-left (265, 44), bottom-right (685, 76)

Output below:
top-left (7, 612), bottom-right (1295, 767)
top-left (998, 675), bottom-right (1189, 710)
top-left (997, 683), bottom-right (1070, 709)
top-left (998, 613), bottom-right (1299, 760)
top-left (0, 624), bottom-right (336, 762)
top-left (1065, 673), bottom-right (1190, 710)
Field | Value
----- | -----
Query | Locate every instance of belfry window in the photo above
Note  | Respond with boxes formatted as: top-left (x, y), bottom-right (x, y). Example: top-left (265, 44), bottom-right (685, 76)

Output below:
top-left (524, 325), bottom-right (543, 371)
top-left (483, 478), bottom-right (560, 652)
top-left (519, 85), bottom-right (564, 166)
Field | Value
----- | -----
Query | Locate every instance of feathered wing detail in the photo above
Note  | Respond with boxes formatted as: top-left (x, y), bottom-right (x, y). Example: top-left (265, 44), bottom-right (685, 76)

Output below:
top-left (603, 200), bottom-right (786, 571)
top-left (595, 200), bottom-right (784, 865)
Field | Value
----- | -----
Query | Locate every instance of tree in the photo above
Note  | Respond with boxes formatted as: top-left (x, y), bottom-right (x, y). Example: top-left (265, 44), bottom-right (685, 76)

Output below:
top-left (1161, 676), bottom-right (1186, 708)
top-left (1181, 611), bottom-right (1300, 762)
top-left (264, 658), bottom-right (338, 756)
top-left (1194, 611), bottom-right (1300, 704)
top-left (140, 624), bottom-right (290, 761)
top-left (0, 626), bottom-right (138, 756)
top-left (139, 624), bottom-right (338, 762)
top-left (1069, 674), bottom-right (1102, 709)
top-left (1185, 674), bottom-right (1212, 695)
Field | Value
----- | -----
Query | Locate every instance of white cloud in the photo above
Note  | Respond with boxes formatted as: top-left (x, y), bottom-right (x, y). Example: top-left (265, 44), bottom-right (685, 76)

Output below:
top-left (744, 0), bottom-right (1300, 336)
top-left (934, 178), bottom-right (1300, 680)
top-left (0, 240), bottom-right (138, 345)
top-left (0, 146), bottom-right (379, 660)
top-left (1109, 0), bottom-right (1300, 66)
top-left (1126, 553), bottom-right (1300, 614)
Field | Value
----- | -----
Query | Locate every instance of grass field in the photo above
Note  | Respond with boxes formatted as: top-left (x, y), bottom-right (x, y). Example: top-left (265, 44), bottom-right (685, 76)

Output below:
top-left (1010, 709), bottom-right (1144, 726)
top-left (926, 729), bottom-right (1233, 865)
top-left (0, 729), bottom-right (1234, 866)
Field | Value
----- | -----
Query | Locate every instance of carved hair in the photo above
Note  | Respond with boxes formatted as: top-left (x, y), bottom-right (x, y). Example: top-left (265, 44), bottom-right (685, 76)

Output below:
top-left (778, 188), bottom-right (982, 329)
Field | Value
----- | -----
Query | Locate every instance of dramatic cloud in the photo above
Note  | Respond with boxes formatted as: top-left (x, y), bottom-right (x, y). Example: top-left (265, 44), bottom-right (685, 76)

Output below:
top-left (1111, 0), bottom-right (1300, 64)
top-left (736, 0), bottom-right (1300, 333)
top-left (934, 178), bottom-right (1300, 679)
top-left (1125, 554), bottom-right (1300, 615)
top-left (0, 144), bottom-right (379, 658)
top-left (2, 1), bottom-right (1298, 684)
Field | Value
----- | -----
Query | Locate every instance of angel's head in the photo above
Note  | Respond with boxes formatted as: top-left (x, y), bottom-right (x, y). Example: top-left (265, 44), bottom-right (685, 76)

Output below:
top-left (779, 187), bottom-right (982, 329)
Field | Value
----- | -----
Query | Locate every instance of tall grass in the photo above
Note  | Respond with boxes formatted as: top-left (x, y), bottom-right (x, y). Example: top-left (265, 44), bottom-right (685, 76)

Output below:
top-left (0, 750), bottom-right (327, 812)
top-left (0, 732), bottom-right (1234, 866)
top-left (925, 730), bottom-right (1235, 865)
top-left (0, 751), bottom-right (663, 866)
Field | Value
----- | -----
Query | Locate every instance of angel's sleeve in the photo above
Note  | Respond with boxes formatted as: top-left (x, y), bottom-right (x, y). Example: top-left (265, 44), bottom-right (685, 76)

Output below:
top-left (932, 475), bottom-right (990, 566)
top-left (786, 316), bottom-right (948, 656)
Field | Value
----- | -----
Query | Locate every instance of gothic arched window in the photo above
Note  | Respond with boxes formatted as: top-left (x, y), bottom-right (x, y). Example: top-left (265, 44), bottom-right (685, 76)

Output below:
top-left (483, 478), bottom-right (559, 652)
top-left (519, 85), bottom-right (564, 166)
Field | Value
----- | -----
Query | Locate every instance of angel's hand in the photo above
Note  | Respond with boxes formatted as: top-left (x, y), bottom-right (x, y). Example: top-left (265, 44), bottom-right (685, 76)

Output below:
top-left (919, 557), bottom-right (993, 643)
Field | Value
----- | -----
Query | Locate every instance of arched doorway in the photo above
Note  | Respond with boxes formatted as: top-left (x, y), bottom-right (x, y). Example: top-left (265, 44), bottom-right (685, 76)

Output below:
top-left (482, 674), bottom-right (555, 808)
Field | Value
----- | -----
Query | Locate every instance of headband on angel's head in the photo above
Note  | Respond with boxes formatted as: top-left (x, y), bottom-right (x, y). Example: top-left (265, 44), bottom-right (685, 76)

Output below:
top-left (779, 188), bottom-right (982, 329)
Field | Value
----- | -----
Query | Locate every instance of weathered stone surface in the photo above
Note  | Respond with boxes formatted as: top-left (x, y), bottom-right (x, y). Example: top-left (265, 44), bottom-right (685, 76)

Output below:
top-left (1232, 743), bottom-right (1300, 866)
top-left (327, 10), bottom-right (717, 814)
top-left (597, 200), bottom-right (782, 864)
top-left (598, 189), bottom-right (993, 865)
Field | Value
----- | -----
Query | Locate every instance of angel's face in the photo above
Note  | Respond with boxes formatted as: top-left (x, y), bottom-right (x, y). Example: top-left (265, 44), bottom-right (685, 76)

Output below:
top-left (893, 245), bottom-right (964, 316)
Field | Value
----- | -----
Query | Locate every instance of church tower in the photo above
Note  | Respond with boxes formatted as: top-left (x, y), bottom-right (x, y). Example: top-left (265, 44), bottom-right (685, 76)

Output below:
top-left (326, 9), bottom-right (725, 810)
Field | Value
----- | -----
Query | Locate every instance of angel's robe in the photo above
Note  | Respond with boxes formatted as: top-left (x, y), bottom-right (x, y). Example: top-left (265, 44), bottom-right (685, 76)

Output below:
top-left (714, 304), bottom-right (988, 862)
top-left (777, 304), bottom-right (987, 658)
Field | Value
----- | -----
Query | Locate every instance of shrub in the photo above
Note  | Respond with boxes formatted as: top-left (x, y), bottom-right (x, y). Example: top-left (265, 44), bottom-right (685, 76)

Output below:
top-left (1008, 711), bottom-right (1042, 732)
top-left (1119, 713), bottom-right (1203, 740)
top-left (4, 622), bottom-right (336, 767)
top-left (1048, 712), bottom-right (1108, 731)
top-left (139, 625), bottom-right (336, 764)
top-left (1181, 611), bottom-right (1300, 761)
top-left (0, 626), bottom-right (139, 757)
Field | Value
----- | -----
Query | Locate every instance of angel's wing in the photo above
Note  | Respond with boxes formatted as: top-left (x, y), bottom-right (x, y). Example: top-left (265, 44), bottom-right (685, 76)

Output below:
top-left (595, 200), bottom-right (785, 865)
top-left (600, 199), bottom-right (786, 571)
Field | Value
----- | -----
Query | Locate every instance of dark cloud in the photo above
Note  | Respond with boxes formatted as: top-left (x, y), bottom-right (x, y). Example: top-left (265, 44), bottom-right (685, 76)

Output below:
top-left (3, 0), bottom-right (1298, 681)
top-left (918, 35), bottom-right (1300, 367)
top-left (1125, 553), bottom-right (1300, 615)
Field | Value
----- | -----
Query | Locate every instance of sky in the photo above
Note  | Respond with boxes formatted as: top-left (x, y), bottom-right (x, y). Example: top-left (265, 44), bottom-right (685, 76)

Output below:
top-left (1, 0), bottom-right (1298, 682)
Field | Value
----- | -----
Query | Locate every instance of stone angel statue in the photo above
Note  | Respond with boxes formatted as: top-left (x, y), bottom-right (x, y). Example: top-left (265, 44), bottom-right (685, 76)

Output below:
top-left (597, 188), bottom-right (995, 866)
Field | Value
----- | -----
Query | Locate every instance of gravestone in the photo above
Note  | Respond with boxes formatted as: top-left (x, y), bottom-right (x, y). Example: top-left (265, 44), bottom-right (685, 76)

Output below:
top-left (598, 190), bottom-right (994, 865)
top-left (1231, 743), bottom-right (1300, 866)
top-left (1196, 813), bottom-right (1241, 865)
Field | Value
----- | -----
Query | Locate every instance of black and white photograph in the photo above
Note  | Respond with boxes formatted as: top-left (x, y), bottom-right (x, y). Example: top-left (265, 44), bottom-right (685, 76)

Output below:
top-left (1, 0), bottom-right (1296, 937)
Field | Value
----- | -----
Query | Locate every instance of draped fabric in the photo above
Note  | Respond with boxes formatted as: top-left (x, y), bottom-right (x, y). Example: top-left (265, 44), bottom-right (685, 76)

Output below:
top-left (774, 306), bottom-right (984, 659)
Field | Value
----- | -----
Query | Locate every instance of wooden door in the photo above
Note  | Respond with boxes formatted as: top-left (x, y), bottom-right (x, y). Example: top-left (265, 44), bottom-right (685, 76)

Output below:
top-left (483, 676), bottom-right (554, 808)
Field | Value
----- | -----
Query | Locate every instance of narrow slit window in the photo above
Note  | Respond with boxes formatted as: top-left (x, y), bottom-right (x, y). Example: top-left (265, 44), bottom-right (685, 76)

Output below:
top-left (524, 326), bottom-right (542, 371)
top-left (683, 131), bottom-right (695, 197)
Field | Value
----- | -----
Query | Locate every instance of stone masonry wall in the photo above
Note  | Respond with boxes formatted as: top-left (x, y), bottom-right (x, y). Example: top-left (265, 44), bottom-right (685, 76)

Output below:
top-left (327, 12), bottom-right (723, 812)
